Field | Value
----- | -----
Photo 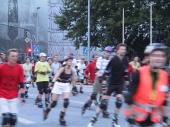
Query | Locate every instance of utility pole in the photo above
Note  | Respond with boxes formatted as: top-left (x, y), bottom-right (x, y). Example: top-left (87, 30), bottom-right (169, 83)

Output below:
top-left (87, 0), bottom-right (91, 63)
top-left (149, 2), bottom-right (155, 45)
top-left (122, 8), bottom-right (125, 44)
top-left (36, 7), bottom-right (40, 44)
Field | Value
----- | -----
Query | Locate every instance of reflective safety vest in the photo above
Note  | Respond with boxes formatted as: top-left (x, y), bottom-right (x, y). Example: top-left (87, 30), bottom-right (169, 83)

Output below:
top-left (125, 65), bottom-right (169, 123)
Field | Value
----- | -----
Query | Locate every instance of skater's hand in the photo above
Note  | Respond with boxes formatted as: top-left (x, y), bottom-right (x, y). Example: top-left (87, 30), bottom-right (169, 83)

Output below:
top-left (39, 71), bottom-right (47, 75)
top-left (51, 81), bottom-right (55, 87)
top-left (72, 86), bottom-right (78, 96)
top-left (19, 88), bottom-right (26, 105)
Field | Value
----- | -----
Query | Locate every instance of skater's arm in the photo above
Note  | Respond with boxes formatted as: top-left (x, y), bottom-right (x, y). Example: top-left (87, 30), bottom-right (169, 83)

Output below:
top-left (52, 67), bottom-right (64, 82)
top-left (125, 70), bottom-right (140, 105)
top-left (104, 58), bottom-right (114, 77)
top-left (71, 69), bottom-right (77, 86)
top-left (47, 62), bottom-right (51, 73)
top-left (18, 65), bottom-right (26, 102)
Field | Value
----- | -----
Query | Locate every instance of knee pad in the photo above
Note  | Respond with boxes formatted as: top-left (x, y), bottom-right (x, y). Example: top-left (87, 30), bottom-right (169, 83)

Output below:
top-left (84, 100), bottom-right (92, 108)
top-left (91, 93), bottom-right (97, 100)
top-left (115, 97), bottom-right (123, 109)
top-left (50, 101), bottom-right (57, 108)
top-left (2, 113), bottom-right (10, 125)
top-left (99, 99), bottom-right (108, 111)
top-left (10, 113), bottom-right (17, 126)
top-left (63, 99), bottom-right (69, 108)
top-left (39, 90), bottom-right (43, 94)
top-left (44, 88), bottom-right (49, 94)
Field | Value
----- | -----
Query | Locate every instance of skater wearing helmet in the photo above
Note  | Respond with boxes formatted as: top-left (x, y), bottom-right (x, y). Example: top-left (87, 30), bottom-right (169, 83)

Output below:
top-left (43, 56), bottom-right (77, 126)
top-left (125, 43), bottom-right (169, 127)
top-left (82, 46), bottom-right (113, 117)
top-left (34, 53), bottom-right (51, 108)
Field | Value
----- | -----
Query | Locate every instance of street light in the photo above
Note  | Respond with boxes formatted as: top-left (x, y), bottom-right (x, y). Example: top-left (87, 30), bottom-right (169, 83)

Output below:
top-left (149, 2), bottom-right (155, 45)
top-left (87, 0), bottom-right (90, 63)
top-left (36, 7), bottom-right (40, 44)
top-left (122, 8), bottom-right (125, 44)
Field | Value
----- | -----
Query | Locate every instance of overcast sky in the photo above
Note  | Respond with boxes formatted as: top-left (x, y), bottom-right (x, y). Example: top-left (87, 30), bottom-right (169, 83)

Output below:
top-left (0, 0), bottom-right (48, 41)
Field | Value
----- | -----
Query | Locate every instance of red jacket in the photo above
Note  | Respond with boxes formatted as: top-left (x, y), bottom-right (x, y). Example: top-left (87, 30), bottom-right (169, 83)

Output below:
top-left (85, 61), bottom-right (96, 81)
top-left (128, 64), bottom-right (133, 74)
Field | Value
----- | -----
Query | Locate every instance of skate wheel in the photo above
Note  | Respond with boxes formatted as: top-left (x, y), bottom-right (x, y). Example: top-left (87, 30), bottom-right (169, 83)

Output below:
top-left (87, 122), bottom-right (94, 127)
top-left (113, 125), bottom-right (121, 127)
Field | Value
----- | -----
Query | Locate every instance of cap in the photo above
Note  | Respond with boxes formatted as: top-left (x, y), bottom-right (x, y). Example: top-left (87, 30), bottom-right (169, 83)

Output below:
top-left (104, 46), bottom-right (113, 52)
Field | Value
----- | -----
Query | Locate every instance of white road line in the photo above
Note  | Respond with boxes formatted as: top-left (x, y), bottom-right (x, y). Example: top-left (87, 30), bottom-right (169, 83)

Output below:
top-left (18, 117), bottom-right (36, 125)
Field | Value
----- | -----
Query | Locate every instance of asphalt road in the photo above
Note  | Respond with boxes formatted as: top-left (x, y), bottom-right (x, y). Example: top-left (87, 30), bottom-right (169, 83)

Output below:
top-left (1, 85), bottom-right (169, 127)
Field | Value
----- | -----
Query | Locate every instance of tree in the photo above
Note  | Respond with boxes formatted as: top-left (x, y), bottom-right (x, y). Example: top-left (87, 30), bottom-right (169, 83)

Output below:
top-left (55, 0), bottom-right (170, 58)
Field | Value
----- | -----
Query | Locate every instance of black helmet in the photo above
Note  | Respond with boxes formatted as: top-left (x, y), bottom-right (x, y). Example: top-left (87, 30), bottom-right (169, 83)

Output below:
top-left (144, 43), bottom-right (167, 54)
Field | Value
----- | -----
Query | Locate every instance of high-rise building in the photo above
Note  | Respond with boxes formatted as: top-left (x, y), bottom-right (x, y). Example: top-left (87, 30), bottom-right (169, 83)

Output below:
top-left (48, 0), bottom-right (76, 58)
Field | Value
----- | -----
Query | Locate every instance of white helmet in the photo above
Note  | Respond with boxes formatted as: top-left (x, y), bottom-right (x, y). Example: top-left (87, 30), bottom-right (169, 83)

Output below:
top-left (144, 45), bottom-right (153, 54)
top-left (39, 52), bottom-right (47, 57)
top-left (144, 43), bottom-right (167, 54)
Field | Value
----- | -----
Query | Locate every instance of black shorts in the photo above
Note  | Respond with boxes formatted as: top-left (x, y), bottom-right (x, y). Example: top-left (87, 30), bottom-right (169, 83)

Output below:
top-left (36, 81), bottom-right (49, 94)
top-left (106, 85), bottom-right (123, 96)
top-left (78, 79), bottom-right (84, 83)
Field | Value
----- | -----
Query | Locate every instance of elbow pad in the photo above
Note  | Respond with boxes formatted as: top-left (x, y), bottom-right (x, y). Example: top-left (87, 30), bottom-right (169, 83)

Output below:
top-left (19, 83), bottom-right (24, 88)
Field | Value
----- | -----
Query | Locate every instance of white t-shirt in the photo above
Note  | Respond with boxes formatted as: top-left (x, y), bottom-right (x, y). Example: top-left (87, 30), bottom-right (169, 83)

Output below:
top-left (51, 62), bottom-right (61, 75)
top-left (72, 58), bottom-right (77, 68)
top-left (22, 63), bottom-right (32, 82)
top-left (96, 56), bottom-right (110, 76)
top-left (77, 62), bottom-right (86, 80)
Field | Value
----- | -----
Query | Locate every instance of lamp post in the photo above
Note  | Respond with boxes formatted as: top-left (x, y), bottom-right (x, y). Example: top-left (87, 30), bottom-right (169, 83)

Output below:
top-left (149, 2), bottom-right (155, 45)
top-left (87, 0), bottom-right (90, 63)
top-left (36, 7), bottom-right (40, 44)
top-left (122, 8), bottom-right (125, 44)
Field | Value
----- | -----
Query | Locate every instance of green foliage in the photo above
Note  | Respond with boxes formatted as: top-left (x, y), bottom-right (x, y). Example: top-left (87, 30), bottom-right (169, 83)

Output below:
top-left (55, 0), bottom-right (170, 57)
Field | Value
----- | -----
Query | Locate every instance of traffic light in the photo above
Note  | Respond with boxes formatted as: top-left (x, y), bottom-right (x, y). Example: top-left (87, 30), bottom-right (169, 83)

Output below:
top-left (27, 48), bottom-right (32, 57)
top-left (27, 48), bottom-right (32, 53)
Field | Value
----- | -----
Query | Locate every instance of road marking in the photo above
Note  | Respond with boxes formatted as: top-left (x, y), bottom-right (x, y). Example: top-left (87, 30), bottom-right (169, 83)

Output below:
top-left (18, 117), bottom-right (36, 124)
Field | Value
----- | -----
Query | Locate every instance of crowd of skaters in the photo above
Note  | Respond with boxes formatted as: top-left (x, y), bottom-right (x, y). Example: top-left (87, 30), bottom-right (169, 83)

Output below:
top-left (0, 42), bottom-right (169, 127)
